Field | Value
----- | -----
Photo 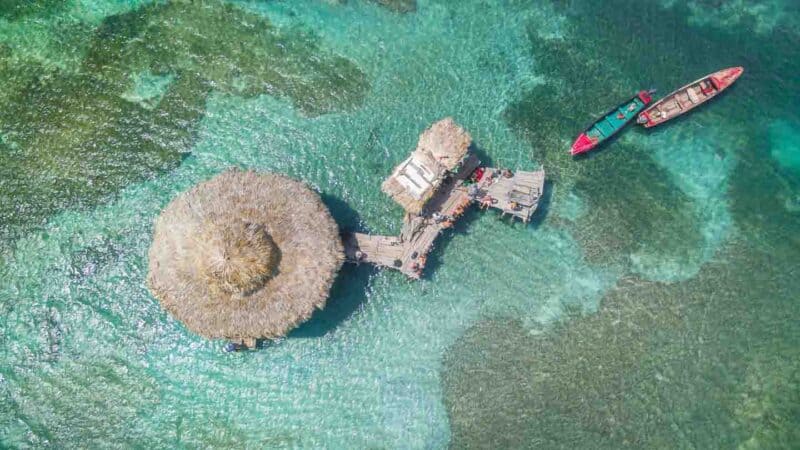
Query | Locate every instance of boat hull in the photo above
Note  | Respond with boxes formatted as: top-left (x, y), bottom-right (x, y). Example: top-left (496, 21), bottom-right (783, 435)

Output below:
top-left (637, 66), bottom-right (743, 128)
top-left (570, 90), bottom-right (653, 155)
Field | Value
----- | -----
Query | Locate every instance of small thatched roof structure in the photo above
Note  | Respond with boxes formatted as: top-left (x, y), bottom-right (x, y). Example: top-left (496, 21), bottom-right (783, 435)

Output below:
top-left (381, 117), bottom-right (472, 214)
top-left (147, 169), bottom-right (343, 340)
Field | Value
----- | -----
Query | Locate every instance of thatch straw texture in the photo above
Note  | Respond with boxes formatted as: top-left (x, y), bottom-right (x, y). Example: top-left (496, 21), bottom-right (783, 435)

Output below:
top-left (382, 117), bottom-right (472, 214)
top-left (147, 169), bottom-right (343, 340)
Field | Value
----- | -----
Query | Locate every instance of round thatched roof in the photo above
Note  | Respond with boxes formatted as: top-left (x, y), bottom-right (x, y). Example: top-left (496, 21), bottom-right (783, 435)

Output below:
top-left (147, 169), bottom-right (343, 340)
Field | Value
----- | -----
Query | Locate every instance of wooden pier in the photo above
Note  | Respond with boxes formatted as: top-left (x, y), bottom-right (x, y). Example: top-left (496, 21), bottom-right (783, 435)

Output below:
top-left (344, 118), bottom-right (545, 279)
top-left (344, 154), bottom-right (545, 279)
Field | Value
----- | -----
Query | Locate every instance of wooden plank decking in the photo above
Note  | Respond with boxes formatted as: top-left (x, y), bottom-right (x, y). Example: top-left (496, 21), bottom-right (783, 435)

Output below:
top-left (475, 167), bottom-right (545, 223)
top-left (344, 158), bottom-right (545, 279)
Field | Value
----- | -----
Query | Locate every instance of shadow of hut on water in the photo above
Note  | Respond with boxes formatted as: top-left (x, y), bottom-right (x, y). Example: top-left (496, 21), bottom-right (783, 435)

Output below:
top-left (288, 193), bottom-right (377, 339)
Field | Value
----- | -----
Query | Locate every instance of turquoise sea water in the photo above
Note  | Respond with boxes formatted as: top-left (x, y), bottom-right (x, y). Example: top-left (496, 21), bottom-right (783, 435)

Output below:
top-left (1, 0), bottom-right (798, 448)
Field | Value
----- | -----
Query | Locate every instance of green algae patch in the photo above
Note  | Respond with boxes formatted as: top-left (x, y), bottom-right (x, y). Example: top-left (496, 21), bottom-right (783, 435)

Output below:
top-left (442, 239), bottom-right (800, 449)
top-left (0, 0), bottom-right (62, 20)
top-left (328, 0), bottom-right (416, 13)
top-left (0, 60), bottom-right (203, 243)
top-left (680, 0), bottom-right (800, 35)
top-left (84, 0), bottom-right (368, 115)
top-left (1, 355), bottom-right (161, 448)
top-left (0, 0), bottom-right (368, 245)
top-left (727, 128), bottom-right (800, 247)
top-left (571, 144), bottom-right (702, 268)
top-left (369, 0), bottom-right (417, 13)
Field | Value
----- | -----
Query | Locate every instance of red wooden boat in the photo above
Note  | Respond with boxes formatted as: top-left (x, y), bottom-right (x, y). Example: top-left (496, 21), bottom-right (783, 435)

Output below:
top-left (570, 90), bottom-right (654, 156)
top-left (637, 67), bottom-right (743, 128)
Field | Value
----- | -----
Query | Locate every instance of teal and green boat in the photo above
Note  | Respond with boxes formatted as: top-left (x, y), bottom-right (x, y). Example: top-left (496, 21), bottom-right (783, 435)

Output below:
top-left (571, 90), bottom-right (654, 155)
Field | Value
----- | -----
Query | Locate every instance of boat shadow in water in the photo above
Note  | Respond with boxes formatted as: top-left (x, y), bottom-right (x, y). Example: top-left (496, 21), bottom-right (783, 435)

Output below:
top-left (288, 193), bottom-right (376, 339)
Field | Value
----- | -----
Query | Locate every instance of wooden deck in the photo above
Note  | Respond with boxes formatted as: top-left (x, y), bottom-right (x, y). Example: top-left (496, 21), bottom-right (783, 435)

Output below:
top-left (474, 167), bottom-right (545, 223)
top-left (344, 158), bottom-right (545, 279)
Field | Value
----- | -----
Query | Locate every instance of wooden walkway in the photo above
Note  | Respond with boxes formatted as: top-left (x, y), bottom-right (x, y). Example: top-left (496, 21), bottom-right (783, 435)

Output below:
top-left (344, 159), bottom-right (545, 279)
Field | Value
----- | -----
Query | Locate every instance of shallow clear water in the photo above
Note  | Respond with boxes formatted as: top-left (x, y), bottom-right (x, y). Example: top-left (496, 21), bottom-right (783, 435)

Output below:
top-left (1, 0), bottom-right (798, 448)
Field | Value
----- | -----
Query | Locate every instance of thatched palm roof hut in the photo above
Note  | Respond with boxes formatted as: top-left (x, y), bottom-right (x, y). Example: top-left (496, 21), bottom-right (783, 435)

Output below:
top-left (381, 117), bottom-right (472, 214)
top-left (147, 169), bottom-right (343, 340)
